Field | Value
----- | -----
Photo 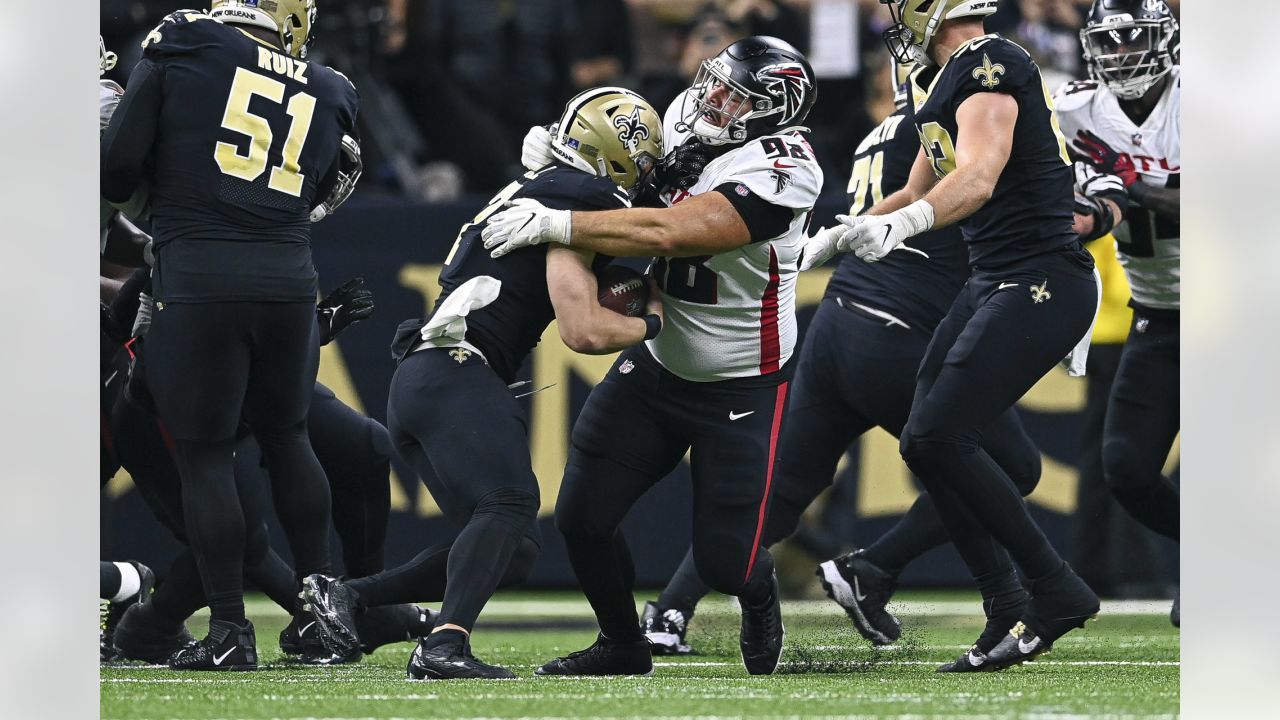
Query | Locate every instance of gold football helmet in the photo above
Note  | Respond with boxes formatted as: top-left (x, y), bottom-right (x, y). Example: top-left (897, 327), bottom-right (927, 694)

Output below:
top-left (100, 35), bottom-right (117, 76)
top-left (549, 87), bottom-right (663, 197)
top-left (880, 0), bottom-right (999, 65)
top-left (210, 0), bottom-right (317, 59)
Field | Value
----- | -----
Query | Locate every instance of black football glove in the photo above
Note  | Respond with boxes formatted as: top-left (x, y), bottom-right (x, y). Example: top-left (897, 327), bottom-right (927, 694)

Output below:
top-left (656, 138), bottom-right (713, 192)
top-left (317, 278), bottom-right (375, 346)
top-left (1071, 129), bottom-right (1140, 188)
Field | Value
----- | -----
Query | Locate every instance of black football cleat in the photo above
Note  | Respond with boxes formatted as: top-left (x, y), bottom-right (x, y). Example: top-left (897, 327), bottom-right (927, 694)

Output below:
top-left (937, 646), bottom-right (994, 673)
top-left (168, 619), bottom-right (257, 671)
top-left (302, 574), bottom-right (362, 658)
top-left (739, 572), bottom-right (785, 676)
top-left (407, 636), bottom-right (516, 680)
top-left (278, 614), bottom-right (324, 656)
top-left (817, 550), bottom-right (901, 647)
top-left (101, 561), bottom-right (157, 661)
top-left (536, 634), bottom-right (653, 677)
top-left (640, 601), bottom-right (693, 656)
top-left (112, 603), bottom-right (196, 664)
top-left (358, 604), bottom-right (438, 655)
top-left (983, 566), bottom-right (1100, 671)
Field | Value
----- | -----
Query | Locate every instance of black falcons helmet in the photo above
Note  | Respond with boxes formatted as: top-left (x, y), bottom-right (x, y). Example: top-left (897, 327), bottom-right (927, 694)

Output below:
top-left (1081, 0), bottom-right (1179, 100)
top-left (679, 36), bottom-right (817, 146)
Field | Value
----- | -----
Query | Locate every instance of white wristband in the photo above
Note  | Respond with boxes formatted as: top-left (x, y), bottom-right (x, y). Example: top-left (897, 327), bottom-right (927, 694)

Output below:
top-left (899, 199), bottom-right (936, 236)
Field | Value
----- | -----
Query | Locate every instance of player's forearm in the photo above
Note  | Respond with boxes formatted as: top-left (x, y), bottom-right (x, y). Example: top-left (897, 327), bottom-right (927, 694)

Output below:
top-left (560, 308), bottom-right (648, 354)
top-left (1128, 183), bottom-right (1179, 219)
top-left (102, 215), bottom-right (152, 267)
top-left (570, 206), bottom-right (729, 258)
top-left (920, 166), bottom-right (998, 229)
top-left (867, 188), bottom-right (917, 216)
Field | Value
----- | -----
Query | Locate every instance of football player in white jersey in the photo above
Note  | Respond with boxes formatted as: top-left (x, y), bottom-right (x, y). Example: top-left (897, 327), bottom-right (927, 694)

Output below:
top-left (484, 36), bottom-right (820, 677)
top-left (1056, 0), bottom-right (1181, 621)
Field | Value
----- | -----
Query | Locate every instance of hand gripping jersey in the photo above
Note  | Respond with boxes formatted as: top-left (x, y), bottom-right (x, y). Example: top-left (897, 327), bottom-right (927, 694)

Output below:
top-left (909, 35), bottom-right (1076, 269)
top-left (1054, 67), bottom-right (1180, 311)
top-left (652, 93), bottom-right (823, 381)
top-left (391, 166), bottom-right (628, 384)
top-left (109, 11), bottom-right (359, 302)
top-left (825, 105), bottom-right (968, 332)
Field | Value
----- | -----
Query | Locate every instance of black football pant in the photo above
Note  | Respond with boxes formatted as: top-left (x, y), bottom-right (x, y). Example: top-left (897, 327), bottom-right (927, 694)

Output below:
top-left (658, 300), bottom-right (1041, 612)
top-left (144, 301), bottom-right (332, 624)
top-left (559, 346), bottom-right (790, 642)
top-left (347, 348), bottom-right (541, 632)
top-left (899, 245), bottom-right (1098, 620)
top-left (111, 371), bottom-right (394, 621)
top-left (1102, 308), bottom-right (1180, 540)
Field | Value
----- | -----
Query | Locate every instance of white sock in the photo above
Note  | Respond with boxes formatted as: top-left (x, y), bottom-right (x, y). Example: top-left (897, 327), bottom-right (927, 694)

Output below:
top-left (111, 562), bottom-right (141, 603)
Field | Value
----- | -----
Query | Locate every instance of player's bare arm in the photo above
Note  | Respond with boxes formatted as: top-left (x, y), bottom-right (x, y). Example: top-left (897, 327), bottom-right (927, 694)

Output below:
top-left (867, 148), bottom-right (942, 217)
top-left (102, 214), bottom-right (152, 268)
top-left (921, 92), bottom-right (1017, 229)
top-left (571, 192), bottom-right (753, 258)
top-left (1128, 183), bottom-right (1179, 219)
top-left (546, 246), bottom-right (661, 354)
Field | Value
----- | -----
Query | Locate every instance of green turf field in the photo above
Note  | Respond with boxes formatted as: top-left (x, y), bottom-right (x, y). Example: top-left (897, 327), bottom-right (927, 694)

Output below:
top-left (101, 591), bottom-right (1179, 719)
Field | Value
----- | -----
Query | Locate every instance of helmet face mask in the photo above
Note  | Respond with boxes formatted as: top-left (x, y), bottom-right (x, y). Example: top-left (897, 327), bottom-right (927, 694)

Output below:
top-left (879, 0), bottom-right (999, 67)
top-left (100, 35), bottom-right (117, 76)
top-left (678, 36), bottom-right (816, 147)
top-left (550, 87), bottom-right (664, 198)
top-left (1081, 4), bottom-right (1178, 101)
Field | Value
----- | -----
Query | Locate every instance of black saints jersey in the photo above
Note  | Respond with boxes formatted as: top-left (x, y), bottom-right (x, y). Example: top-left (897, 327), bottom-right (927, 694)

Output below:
top-left (909, 35), bottom-right (1075, 270)
top-left (101, 11), bottom-right (359, 302)
top-left (824, 105), bottom-right (968, 332)
top-left (410, 166), bottom-right (629, 383)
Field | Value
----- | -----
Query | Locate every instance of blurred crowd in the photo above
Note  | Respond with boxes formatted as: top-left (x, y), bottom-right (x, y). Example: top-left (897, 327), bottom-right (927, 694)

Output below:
top-left (101, 0), bottom-right (1179, 200)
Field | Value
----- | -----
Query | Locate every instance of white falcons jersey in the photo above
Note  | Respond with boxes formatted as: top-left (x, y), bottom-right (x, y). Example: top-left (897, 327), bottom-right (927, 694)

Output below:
top-left (100, 79), bottom-right (124, 252)
top-left (1054, 67), bottom-right (1180, 310)
top-left (647, 92), bottom-right (822, 381)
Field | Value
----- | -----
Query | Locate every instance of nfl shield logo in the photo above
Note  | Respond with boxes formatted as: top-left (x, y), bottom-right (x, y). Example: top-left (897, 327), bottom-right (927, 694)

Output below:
top-left (735, 184), bottom-right (750, 196)
top-left (619, 359), bottom-right (635, 375)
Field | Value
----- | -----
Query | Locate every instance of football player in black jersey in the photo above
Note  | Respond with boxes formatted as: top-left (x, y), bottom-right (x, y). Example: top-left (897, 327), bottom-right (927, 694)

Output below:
top-left (640, 59), bottom-right (1041, 655)
top-left (101, 0), bottom-right (358, 670)
top-left (301, 87), bottom-right (664, 680)
top-left (804, 0), bottom-right (1101, 671)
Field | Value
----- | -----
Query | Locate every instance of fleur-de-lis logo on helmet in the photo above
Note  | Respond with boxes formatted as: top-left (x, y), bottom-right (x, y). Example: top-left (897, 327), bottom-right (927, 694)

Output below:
top-left (973, 53), bottom-right (1006, 89)
top-left (613, 107), bottom-right (651, 153)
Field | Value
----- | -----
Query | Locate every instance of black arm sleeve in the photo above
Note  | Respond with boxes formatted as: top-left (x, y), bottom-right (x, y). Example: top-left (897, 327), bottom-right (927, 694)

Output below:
top-left (101, 59), bottom-right (164, 205)
top-left (713, 182), bottom-right (795, 243)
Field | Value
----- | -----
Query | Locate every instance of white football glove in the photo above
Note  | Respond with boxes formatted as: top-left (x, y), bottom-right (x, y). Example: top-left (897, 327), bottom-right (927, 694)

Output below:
top-left (520, 124), bottom-right (557, 171)
top-left (838, 200), bottom-right (935, 262)
top-left (798, 226), bottom-right (848, 271)
top-left (1072, 160), bottom-right (1124, 199)
top-left (481, 198), bottom-right (572, 258)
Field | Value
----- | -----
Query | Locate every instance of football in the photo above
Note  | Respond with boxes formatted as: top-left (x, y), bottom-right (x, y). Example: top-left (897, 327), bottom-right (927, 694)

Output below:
top-left (596, 265), bottom-right (650, 317)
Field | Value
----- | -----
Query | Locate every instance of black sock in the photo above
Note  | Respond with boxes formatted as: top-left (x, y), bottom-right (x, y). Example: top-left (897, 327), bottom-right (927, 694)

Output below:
top-left (423, 628), bottom-right (467, 649)
top-left (174, 437), bottom-right (246, 625)
top-left (739, 550), bottom-right (775, 607)
top-left (100, 561), bottom-right (123, 600)
top-left (1111, 482), bottom-right (1180, 541)
top-left (348, 543), bottom-right (452, 607)
top-left (861, 492), bottom-right (949, 576)
top-left (566, 530), bottom-right (644, 643)
top-left (150, 550), bottom-right (207, 624)
top-left (243, 544), bottom-right (304, 616)
top-left (657, 549), bottom-right (710, 612)
top-left (434, 488), bottom-right (539, 631)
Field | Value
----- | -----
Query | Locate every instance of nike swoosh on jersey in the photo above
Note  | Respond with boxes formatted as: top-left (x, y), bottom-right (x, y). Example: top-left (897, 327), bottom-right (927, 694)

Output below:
top-left (773, 160), bottom-right (797, 169)
top-left (998, 282), bottom-right (1019, 289)
top-left (729, 410), bottom-right (755, 421)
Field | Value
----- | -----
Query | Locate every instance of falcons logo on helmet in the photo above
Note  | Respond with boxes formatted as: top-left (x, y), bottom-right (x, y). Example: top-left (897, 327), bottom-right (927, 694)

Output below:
top-left (756, 63), bottom-right (812, 126)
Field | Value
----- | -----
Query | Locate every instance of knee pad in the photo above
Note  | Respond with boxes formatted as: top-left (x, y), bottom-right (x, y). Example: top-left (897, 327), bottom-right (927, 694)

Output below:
top-left (500, 536), bottom-right (542, 588)
top-left (1006, 448), bottom-right (1042, 497)
top-left (1102, 437), bottom-right (1154, 492)
top-left (473, 486), bottom-right (540, 531)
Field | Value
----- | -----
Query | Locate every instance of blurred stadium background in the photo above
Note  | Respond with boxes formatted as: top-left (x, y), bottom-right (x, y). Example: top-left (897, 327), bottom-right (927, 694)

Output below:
top-left (100, 0), bottom-right (1179, 598)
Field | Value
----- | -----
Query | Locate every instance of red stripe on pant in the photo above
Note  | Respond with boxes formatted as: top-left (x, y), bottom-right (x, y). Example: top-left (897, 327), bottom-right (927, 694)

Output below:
top-left (743, 380), bottom-right (789, 583)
